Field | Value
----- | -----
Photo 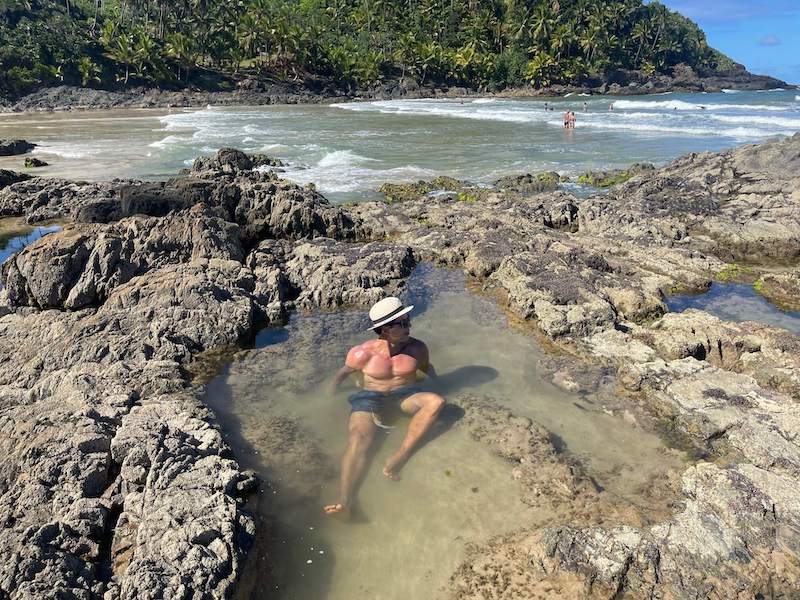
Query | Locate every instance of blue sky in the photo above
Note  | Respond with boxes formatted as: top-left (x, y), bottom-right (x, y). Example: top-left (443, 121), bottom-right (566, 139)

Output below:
top-left (655, 0), bottom-right (800, 84)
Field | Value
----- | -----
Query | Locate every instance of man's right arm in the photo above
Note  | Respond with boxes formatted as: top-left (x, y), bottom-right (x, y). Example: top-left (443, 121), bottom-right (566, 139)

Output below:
top-left (328, 344), bottom-right (370, 395)
top-left (328, 365), bottom-right (357, 395)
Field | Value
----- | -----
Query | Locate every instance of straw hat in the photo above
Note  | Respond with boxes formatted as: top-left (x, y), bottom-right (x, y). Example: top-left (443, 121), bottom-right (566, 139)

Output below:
top-left (368, 297), bottom-right (414, 330)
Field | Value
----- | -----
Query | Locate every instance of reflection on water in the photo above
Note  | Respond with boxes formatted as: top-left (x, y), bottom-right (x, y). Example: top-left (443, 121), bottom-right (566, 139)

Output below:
top-left (203, 265), bottom-right (680, 600)
top-left (668, 282), bottom-right (800, 335)
top-left (0, 218), bottom-right (61, 286)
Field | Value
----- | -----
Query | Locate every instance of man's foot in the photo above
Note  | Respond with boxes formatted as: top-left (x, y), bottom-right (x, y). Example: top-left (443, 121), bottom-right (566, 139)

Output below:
top-left (323, 503), bottom-right (351, 520)
top-left (382, 451), bottom-right (409, 481)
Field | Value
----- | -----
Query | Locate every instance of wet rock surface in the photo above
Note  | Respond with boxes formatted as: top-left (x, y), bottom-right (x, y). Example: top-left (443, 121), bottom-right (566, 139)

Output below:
top-left (0, 139), bottom-right (35, 156)
top-left (1, 133), bottom-right (800, 598)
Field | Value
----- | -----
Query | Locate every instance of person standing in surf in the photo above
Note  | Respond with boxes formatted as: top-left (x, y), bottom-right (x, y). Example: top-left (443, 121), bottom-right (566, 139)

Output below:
top-left (324, 297), bottom-right (444, 518)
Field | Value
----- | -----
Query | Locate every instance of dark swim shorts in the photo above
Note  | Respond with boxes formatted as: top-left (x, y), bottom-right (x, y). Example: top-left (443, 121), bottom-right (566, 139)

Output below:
top-left (347, 385), bottom-right (423, 414)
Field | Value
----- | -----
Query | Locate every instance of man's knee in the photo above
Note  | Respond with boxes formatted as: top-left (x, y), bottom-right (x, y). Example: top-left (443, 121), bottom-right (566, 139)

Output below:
top-left (348, 422), bottom-right (375, 447)
top-left (421, 392), bottom-right (445, 413)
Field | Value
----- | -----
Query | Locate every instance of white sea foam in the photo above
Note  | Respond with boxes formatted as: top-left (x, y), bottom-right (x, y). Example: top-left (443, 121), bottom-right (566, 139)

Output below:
top-left (317, 149), bottom-right (377, 168)
top-left (148, 135), bottom-right (190, 148)
top-left (471, 98), bottom-right (496, 104)
top-left (796, 95), bottom-right (800, 101)
top-left (566, 118), bottom-right (775, 139)
top-left (710, 114), bottom-right (800, 129)
top-left (613, 99), bottom-right (790, 112)
top-left (721, 89), bottom-right (741, 94)
top-left (564, 92), bottom-right (574, 97)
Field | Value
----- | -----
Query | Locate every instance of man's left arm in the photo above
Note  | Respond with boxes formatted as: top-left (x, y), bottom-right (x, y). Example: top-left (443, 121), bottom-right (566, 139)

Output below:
top-left (417, 344), bottom-right (437, 380)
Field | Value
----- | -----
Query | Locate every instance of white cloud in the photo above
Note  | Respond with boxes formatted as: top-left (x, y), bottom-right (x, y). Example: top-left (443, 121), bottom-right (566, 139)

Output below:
top-left (759, 35), bottom-right (782, 46)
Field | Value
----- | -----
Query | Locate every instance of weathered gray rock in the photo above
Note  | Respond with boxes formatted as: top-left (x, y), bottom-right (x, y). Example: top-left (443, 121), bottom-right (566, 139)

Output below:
top-left (0, 169), bottom-right (32, 189)
top-left (0, 139), bottom-right (35, 156)
top-left (579, 133), bottom-right (800, 263)
top-left (755, 270), bottom-right (800, 311)
top-left (3, 204), bottom-right (243, 310)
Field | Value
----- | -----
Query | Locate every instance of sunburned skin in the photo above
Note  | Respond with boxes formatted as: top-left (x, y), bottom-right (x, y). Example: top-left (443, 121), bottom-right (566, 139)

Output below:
top-left (345, 338), bottom-right (429, 392)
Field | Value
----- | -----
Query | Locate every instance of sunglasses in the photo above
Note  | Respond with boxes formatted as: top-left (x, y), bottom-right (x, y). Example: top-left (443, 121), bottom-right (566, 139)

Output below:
top-left (385, 318), bottom-right (411, 329)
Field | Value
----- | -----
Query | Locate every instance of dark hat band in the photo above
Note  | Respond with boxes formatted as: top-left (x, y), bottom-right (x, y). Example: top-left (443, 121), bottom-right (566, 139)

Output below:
top-left (371, 304), bottom-right (408, 326)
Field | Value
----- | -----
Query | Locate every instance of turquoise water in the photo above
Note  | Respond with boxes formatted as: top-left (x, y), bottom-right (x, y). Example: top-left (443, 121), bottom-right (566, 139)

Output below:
top-left (668, 282), bottom-right (800, 335)
top-left (0, 89), bottom-right (797, 202)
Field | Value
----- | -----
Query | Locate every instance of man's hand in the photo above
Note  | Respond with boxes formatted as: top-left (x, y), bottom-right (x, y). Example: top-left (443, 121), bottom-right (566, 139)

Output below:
top-left (329, 365), bottom-right (357, 396)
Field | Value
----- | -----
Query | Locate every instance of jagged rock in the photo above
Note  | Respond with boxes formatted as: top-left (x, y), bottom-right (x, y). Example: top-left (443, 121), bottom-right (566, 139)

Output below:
top-left (0, 139), bottom-right (35, 156)
top-left (0, 169), bottom-right (32, 189)
top-left (578, 133), bottom-right (800, 263)
top-left (576, 163), bottom-right (654, 187)
top-left (755, 270), bottom-right (800, 311)
top-left (2, 204), bottom-right (243, 310)
top-left (24, 157), bottom-right (48, 168)
top-left (494, 171), bottom-right (563, 194)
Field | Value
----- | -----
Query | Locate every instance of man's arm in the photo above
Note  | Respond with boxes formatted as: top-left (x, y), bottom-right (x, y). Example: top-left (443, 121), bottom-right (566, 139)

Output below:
top-left (328, 365), bottom-right (357, 395)
top-left (417, 343), bottom-right (437, 380)
top-left (328, 344), bottom-right (370, 395)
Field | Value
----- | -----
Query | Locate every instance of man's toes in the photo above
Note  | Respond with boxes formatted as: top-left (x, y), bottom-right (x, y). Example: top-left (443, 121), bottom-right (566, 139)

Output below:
top-left (382, 466), bottom-right (401, 481)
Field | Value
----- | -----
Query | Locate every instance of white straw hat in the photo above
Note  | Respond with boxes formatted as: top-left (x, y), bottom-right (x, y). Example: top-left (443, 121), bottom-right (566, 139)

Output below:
top-left (368, 297), bottom-right (414, 330)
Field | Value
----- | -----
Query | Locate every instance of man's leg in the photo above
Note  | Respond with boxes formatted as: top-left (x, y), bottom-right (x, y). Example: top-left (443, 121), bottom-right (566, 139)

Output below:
top-left (324, 411), bottom-right (376, 517)
top-left (383, 392), bottom-right (445, 480)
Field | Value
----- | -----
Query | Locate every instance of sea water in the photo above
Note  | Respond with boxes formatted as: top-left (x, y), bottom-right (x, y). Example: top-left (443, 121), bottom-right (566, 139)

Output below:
top-left (668, 282), bottom-right (800, 335)
top-left (0, 89), bottom-right (797, 202)
top-left (204, 265), bottom-right (684, 599)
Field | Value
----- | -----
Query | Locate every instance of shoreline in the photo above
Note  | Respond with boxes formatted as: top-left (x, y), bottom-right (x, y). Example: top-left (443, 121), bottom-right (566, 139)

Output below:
top-left (0, 67), bottom-right (793, 114)
top-left (1, 137), bottom-right (799, 598)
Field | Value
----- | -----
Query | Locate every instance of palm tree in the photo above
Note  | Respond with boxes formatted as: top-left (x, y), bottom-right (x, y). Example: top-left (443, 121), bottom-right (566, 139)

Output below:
top-left (631, 21), bottom-right (649, 66)
top-left (531, 3), bottom-right (555, 44)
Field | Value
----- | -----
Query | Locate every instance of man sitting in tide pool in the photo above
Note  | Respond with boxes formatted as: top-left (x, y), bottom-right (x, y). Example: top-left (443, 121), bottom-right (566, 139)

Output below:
top-left (324, 297), bottom-right (444, 518)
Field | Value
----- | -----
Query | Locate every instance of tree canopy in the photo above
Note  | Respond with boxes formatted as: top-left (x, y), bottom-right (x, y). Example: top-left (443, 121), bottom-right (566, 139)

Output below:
top-left (0, 0), bottom-right (737, 98)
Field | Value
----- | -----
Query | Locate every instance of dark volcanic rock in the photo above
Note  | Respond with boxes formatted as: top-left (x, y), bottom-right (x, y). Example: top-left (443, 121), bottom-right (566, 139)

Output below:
top-left (24, 157), bottom-right (48, 168)
top-left (0, 169), bottom-right (31, 189)
top-left (0, 139), bottom-right (35, 156)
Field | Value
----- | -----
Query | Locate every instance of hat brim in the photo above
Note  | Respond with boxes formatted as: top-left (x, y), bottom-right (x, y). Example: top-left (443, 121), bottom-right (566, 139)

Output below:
top-left (368, 305), bottom-right (414, 330)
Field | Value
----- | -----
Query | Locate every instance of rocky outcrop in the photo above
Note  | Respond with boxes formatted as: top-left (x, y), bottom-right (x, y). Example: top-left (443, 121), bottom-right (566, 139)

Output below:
top-left (0, 139), bottom-right (35, 156)
top-left (24, 157), bottom-right (48, 168)
top-left (0, 169), bottom-right (31, 189)
top-left (579, 133), bottom-right (800, 262)
top-left (755, 270), bottom-right (800, 311)
top-left (0, 150), bottom-right (416, 599)
top-left (2, 133), bottom-right (800, 599)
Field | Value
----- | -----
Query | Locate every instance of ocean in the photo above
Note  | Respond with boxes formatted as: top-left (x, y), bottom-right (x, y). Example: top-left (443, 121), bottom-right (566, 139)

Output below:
top-left (0, 88), bottom-right (797, 202)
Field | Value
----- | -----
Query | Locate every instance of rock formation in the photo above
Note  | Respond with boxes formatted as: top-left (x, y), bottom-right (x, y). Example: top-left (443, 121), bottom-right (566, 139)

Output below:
top-left (1, 133), bottom-right (800, 599)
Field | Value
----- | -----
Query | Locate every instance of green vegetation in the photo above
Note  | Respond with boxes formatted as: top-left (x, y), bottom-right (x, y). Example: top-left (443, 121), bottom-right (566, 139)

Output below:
top-left (714, 263), bottom-right (755, 283)
top-left (379, 176), bottom-right (463, 203)
top-left (577, 169), bottom-right (632, 187)
top-left (0, 0), bottom-right (734, 99)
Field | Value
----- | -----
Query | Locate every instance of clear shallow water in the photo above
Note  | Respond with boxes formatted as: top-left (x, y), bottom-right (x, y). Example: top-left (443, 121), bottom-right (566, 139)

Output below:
top-left (0, 89), bottom-right (797, 202)
top-left (668, 282), bottom-right (800, 335)
top-left (0, 218), bottom-right (61, 270)
top-left (204, 265), bottom-right (682, 600)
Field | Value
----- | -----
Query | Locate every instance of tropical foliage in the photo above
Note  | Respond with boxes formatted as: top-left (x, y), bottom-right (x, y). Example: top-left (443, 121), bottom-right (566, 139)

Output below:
top-left (0, 0), bottom-right (734, 98)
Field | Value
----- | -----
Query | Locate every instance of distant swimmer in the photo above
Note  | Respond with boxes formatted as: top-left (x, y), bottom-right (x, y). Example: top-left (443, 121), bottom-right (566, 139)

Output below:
top-left (583, 101), bottom-right (588, 111)
top-left (544, 102), bottom-right (549, 110)
top-left (569, 111), bottom-right (577, 128)
top-left (608, 103), bottom-right (614, 111)
top-left (563, 109), bottom-right (571, 128)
